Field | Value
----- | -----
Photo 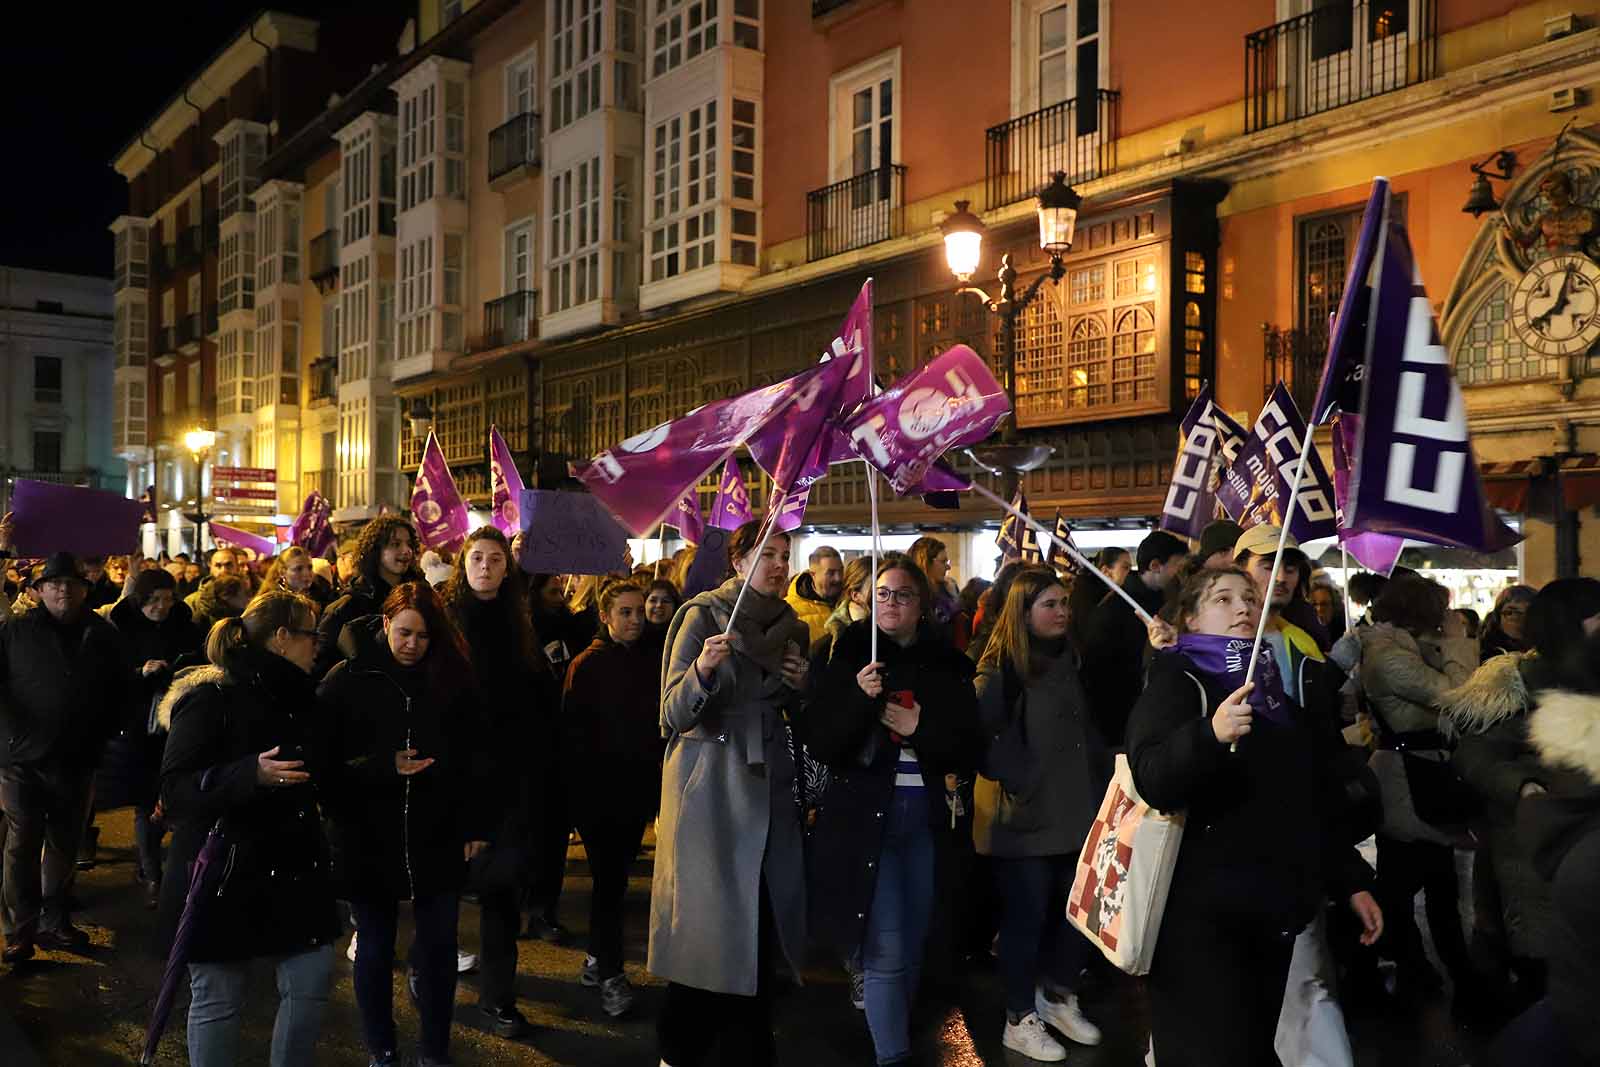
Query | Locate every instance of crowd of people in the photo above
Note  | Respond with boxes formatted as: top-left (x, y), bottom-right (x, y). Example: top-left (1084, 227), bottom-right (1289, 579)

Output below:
top-left (2, 506), bottom-right (1600, 1067)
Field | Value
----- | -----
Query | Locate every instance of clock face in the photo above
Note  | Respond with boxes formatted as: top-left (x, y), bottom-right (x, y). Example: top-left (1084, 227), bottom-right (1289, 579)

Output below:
top-left (1510, 253), bottom-right (1600, 356)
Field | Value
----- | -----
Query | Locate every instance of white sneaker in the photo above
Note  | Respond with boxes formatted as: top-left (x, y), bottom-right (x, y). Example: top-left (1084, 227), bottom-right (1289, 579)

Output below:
top-left (1002, 1012), bottom-right (1067, 1062)
top-left (1036, 987), bottom-right (1102, 1047)
top-left (457, 949), bottom-right (479, 974)
top-left (580, 954), bottom-right (601, 988)
top-left (346, 931), bottom-right (358, 963)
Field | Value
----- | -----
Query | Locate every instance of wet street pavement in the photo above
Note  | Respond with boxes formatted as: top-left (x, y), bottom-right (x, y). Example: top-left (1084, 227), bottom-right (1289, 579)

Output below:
top-left (2, 810), bottom-right (1492, 1066)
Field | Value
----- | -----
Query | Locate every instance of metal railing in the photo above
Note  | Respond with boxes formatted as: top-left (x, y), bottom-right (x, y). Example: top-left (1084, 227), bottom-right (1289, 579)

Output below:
top-left (483, 290), bottom-right (539, 347)
top-left (806, 164), bottom-right (906, 262)
top-left (1262, 324), bottom-right (1327, 416)
top-left (986, 90), bottom-right (1120, 211)
top-left (1245, 0), bottom-right (1436, 132)
top-left (309, 357), bottom-right (337, 406)
top-left (309, 229), bottom-right (338, 282)
top-left (488, 112), bottom-right (542, 182)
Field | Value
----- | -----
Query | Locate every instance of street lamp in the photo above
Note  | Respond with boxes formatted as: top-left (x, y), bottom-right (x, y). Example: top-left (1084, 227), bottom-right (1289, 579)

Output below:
top-left (942, 171), bottom-right (1084, 494)
top-left (408, 396), bottom-right (434, 440)
top-left (183, 427), bottom-right (215, 554)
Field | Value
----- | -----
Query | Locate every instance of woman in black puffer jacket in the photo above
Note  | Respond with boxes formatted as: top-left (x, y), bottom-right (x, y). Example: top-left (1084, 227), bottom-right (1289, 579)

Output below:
top-left (156, 590), bottom-right (339, 1067)
top-left (319, 582), bottom-right (491, 1067)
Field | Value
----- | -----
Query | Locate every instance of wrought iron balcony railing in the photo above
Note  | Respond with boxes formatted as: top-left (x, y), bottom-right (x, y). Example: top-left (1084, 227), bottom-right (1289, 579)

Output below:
top-left (1245, 0), bottom-right (1436, 133)
top-left (483, 290), bottom-right (538, 347)
top-left (309, 357), bottom-right (338, 406)
top-left (1262, 323), bottom-right (1327, 417)
top-left (488, 112), bottom-right (542, 184)
top-left (806, 165), bottom-right (906, 263)
top-left (986, 90), bottom-right (1120, 211)
top-left (309, 229), bottom-right (338, 283)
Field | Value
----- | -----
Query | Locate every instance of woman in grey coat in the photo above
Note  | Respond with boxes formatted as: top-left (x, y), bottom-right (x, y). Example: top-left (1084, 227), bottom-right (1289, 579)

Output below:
top-left (650, 519), bottom-right (811, 1067)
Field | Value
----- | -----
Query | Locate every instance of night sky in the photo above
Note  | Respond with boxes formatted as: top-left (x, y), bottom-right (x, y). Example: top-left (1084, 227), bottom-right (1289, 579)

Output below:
top-left (0, 2), bottom-right (390, 279)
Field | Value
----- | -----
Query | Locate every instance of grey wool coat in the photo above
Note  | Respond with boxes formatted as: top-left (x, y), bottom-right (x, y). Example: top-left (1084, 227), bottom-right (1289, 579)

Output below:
top-left (647, 578), bottom-right (809, 996)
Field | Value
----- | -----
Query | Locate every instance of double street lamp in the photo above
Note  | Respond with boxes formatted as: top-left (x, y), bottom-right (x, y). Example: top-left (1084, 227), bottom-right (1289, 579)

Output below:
top-left (183, 427), bottom-right (215, 555)
top-left (940, 171), bottom-right (1084, 495)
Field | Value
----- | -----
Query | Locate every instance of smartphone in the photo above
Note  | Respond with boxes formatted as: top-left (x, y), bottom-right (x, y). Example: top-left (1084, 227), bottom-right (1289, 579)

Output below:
top-left (886, 689), bottom-right (914, 744)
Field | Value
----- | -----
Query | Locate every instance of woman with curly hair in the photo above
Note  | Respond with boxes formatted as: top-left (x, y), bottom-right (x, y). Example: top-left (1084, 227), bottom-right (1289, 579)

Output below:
top-left (313, 516), bottom-right (423, 679)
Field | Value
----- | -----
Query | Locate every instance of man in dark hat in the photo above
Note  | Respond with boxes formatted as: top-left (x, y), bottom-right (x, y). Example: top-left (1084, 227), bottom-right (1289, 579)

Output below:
top-left (0, 552), bottom-right (128, 962)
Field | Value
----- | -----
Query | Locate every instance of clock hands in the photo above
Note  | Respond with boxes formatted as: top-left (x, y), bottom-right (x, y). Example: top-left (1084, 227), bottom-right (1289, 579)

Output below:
top-left (1531, 267), bottom-right (1576, 331)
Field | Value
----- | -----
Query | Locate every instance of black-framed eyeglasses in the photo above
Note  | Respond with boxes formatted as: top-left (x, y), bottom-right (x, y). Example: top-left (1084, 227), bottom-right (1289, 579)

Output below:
top-left (874, 587), bottom-right (919, 606)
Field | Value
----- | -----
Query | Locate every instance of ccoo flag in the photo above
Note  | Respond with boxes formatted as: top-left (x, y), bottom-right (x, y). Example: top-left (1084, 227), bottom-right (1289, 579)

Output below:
top-left (488, 425), bottom-right (527, 539)
top-left (1160, 384), bottom-right (1249, 540)
top-left (1216, 383), bottom-right (1340, 544)
top-left (1047, 510), bottom-right (1083, 576)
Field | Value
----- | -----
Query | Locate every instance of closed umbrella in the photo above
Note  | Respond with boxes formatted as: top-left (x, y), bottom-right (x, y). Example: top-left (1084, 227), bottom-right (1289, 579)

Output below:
top-left (139, 822), bottom-right (228, 1065)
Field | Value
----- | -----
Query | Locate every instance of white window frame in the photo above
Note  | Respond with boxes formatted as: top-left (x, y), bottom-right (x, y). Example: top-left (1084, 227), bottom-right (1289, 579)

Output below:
top-left (1010, 0), bottom-right (1111, 119)
top-left (506, 49), bottom-right (538, 119)
top-left (504, 218), bottom-right (536, 295)
top-left (826, 48), bottom-right (901, 185)
top-left (1275, 0), bottom-right (1420, 108)
top-left (547, 156), bottom-right (602, 312)
top-left (649, 99), bottom-right (719, 282)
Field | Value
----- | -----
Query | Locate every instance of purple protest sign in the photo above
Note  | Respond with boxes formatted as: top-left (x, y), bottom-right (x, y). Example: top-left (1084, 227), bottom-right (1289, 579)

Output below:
top-left (1347, 208), bottom-right (1521, 552)
top-left (1216, 383), bottom-right (1340, 543)
top-left (710, 458), bottom-right (753, 530)
top-left (518, 489), bottom-right (630, 575)
top-left (410, 431), bottom-right (471, 550)
top-left (289, 491), bottom-right (336, 558)
top-left (489, 425), bottom-right (527, 539)
top-left (844, 344), bottom-right (1011, 495)
top-left (576, 374), bottom-right (806, 536)
top-left (1160, 384), bottom-right (1250, 540)
top-left (8, 479), bottom-right (144, 558)
top-left (210, 522), bottom-right (278, 558)
top-left (668, 490), bottom-right (705, 544)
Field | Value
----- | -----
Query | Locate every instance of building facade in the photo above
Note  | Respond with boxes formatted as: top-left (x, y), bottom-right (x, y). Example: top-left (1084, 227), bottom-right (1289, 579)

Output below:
top-left (0, 267), bottom-right (117, 515)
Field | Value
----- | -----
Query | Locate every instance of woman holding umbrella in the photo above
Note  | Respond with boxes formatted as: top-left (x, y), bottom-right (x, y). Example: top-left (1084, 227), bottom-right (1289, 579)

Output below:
top-left (151, 590), bottom-right (338, 1067)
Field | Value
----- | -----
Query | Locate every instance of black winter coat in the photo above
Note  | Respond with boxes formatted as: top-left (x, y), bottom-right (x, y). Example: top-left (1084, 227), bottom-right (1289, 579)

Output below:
top-left (803, 620), bottom-right (980, 956)
top-left (96, 597), bottom-right (202, 810)
top-left (1078, 575), bottom-right (1168, 747)
top-left (0, 606), bottom-right (128, 768)
top-left (1127, 651), bottom-right (1373, 939)
top-left (313, 575), bottom-right (396, 680)
top-left (155, 646), bottom-right (339, 962)
top-left (318, 619), bottom-right (493, 901)
top-left (561, 632), bottom-right (666, 823)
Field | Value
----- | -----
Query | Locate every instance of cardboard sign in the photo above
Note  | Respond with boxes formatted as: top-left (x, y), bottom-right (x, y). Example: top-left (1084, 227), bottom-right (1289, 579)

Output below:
top-left (517, 489), bottom-right (630, 575)
top-left (9, 479), bottom-right (144, 558)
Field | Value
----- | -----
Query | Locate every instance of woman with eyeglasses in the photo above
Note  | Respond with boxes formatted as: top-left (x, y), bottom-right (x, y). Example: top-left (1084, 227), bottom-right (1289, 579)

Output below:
top-left (155, 591), bottom-right (339, 1067)
top-left (319, 582), bottom-right (491, 1067)
top-left (1481, 584), bottom-right (1536, 660)
top-left (806, 558), bottom-right (980, 1067)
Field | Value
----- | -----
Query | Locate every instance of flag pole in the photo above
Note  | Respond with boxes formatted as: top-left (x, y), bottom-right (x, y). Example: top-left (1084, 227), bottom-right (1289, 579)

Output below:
top-left (867, 463), bottom-right (881, 665)
top-left (722, 487), bottom-right (788, 636)
top-left (970, 481), bottom-right (1153, 624)
top-left (655, 525), bottom-right (666, 580)
top-left (1341, 543), bottom-right (1353, 627)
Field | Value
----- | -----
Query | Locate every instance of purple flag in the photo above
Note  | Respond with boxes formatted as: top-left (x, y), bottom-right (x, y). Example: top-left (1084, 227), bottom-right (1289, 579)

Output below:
top-left (1048, 510), bottom-right (1083, 576)
top-left (411, 431), bottom-right (471, 550)
top-left (844, 344), bottom-right (1011, 495)
top-left (1216, 383), bottom-right (1340, 543)
top-left (710, 458), bottom-right (754, 530)
top-left (576, 374), bottom-right (807, 537)
top-left (773, 486), bottom-right (811, 532)
top-left (996, 488), bottom-right (1033, 561)
top-left (668, 490), bottom-right (705, 544)
top-left (747, 349), bottom-right (865, 494)
top-left (288, 491), bottom-right (336, 558)
top-left (819, 279), bottom-right (878, 466)
top-left (1160, 384), bottom-right (1250, 540)
top-left (210, 522), bottom-right (278, 558)
top-left (1332, 415), bottom-right (1405, 574)
top-left (1311, 178), bottom-right (1388, 426)
top-left (489, 425), bottom-right (527, 539)
top-left (1346, 201), bottom-right (1521, 552)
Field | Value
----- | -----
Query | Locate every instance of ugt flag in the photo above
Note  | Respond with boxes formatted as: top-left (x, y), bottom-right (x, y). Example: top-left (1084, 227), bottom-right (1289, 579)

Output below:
top-left (488, 425), bottom-right (526, 539)
top-left (411, 431), bottom-right (471, 550)
top-left (1342, 183), bottom-right (1520, 553)
top-left (1216, 383), bottom-right (1339, 544)
top-left (667, 490), bottom-right (704, 545)
top-left (1160, 384), bottom-right (1249, 540)
top-left (710, 458), bottom-right (753, 530)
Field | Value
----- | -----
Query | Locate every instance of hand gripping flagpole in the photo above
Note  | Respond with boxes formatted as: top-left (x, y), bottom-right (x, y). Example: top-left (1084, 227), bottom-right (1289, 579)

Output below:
top-left (970, 481), bottom-right (1153, 624)
top-left (722, 487), bottom-right (788, 637)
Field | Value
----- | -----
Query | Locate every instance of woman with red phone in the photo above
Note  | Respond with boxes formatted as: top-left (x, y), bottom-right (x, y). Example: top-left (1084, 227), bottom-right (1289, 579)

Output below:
top-left (806, 558), bottom-right (981, 1067)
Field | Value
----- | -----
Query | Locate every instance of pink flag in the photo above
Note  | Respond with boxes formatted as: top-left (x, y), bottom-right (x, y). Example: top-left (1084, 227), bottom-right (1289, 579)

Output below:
top-left (576, 375), bottom-right (809, 537)
top-left (843, 344), bottom-right (1011, 495)
top-left (411, 431), bottom-right (471, 550)
top-left (746, 350), bottom-right (863, 494)
top-left (210, 522), bottom-right (278, 558)
top-left (669, 491), bottom-right (705, 544)
top-left (489, 425), bottom-right (527, 539)
top-left (710, 458), bottom-right (754, 530)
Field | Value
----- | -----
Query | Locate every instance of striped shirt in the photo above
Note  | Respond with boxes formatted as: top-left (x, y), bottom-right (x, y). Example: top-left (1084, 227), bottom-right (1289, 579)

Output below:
top-left (895, 745), bottom-right (925, 791)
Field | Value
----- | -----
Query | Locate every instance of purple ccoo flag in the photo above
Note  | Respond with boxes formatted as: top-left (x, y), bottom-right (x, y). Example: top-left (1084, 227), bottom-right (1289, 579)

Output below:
top-left (996, 488), bottom-right (1035, 562)
top-left (710, 457), bottom-right (754, 530)
top-left (1333, 417), bottom-right (1405, 574)
top-left (843, 344), bottom-right (1011, 495)
top-left (489, 425), bottom-right (527, 539)
top-left (1347, 191), bottom-right (1520, 552)
top-left (1160, 384), bottom-right (1249, 540)
top-left (1216, 383), bottom-right (1340, 543)
top-left (289, 491), bottom-right (336, 558)
top-left (411, 430), bottom-right (471, 550)
top-left (1048, 510), bottom-right (1083, 576)
top-left (668, 490), bottom-right (705, 544)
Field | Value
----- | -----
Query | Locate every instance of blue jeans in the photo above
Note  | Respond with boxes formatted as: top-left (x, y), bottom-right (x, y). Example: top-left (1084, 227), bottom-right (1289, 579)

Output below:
top-left (863, 788), bottom-right (936, 1065)
top-left (994, 853), bottom-right (1091, 1017)
top-left (350, 893), bottom-right (459, 1060)
top-left (186, 945), bottom-right (334, 1067)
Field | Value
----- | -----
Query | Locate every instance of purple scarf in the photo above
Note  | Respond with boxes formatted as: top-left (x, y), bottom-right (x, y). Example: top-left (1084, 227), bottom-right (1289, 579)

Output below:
top-left (1170, 633), bottom-right (1291, 726)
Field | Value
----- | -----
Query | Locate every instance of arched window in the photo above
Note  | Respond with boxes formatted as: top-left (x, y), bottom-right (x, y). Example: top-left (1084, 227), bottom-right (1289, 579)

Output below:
top-left (1111, 302), bottom-right (1157, 404)
top-left (1453, 280), bottom-right (1550, 384)
top-left (1066, 314), bottom-right (1108, 408)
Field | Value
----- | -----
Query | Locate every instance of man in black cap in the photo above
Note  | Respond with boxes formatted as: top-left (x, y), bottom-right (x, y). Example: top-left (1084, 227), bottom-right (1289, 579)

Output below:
top-left (0, 552), bottom-right (127, 962)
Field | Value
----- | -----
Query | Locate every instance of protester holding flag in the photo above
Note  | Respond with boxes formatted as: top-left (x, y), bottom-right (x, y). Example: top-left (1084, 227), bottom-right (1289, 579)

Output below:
top-left (313, 516), bottom-right (423, 680)
top-left (154, 590), bottom-right (339, 1066)
top-left (560, 580), bottom-right (664, 1019)
top-left (650, 520), bottom-right (810, 1067)
top-left (441, 527), bottom-right (548, 1040)
top-left (1128, 567), bottom-right (1381, 1067)
top-left (318, 582), bottom-right (491, 1067)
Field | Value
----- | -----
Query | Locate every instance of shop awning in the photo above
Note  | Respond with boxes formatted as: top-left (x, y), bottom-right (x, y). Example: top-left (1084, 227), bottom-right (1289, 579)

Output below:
top-left (1559, 454), bottom-right (1600, 511)
top-left (1478, 459), bottom-right (1542, 513)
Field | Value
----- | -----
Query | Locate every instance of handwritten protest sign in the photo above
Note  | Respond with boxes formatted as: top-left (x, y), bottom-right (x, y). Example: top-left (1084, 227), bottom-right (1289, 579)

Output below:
top-left (517, 489), bottom-right (630, 575)
top-left (9, 479), bottom-right (144, 558)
